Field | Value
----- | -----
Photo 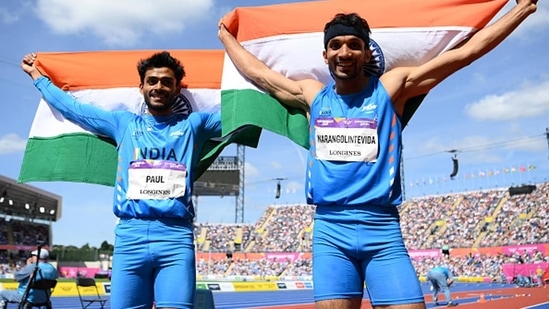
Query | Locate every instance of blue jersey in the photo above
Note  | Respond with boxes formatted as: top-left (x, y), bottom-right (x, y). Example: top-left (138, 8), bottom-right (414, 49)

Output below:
top-left (306, 76), bottom-right (402, 207)
top-left (16, 262), bottom-right (57, 303)
top-left (34, 77), bottom-right (221, 220)
top-left (430, 266), bottom-right (452, 279)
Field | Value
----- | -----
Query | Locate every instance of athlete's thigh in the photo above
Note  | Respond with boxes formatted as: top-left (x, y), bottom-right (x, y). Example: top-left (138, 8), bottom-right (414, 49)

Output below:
top-left (313, 219), bottom-right (363, 301)
top-left (364, 249), bottom-right (423, 306)
top-left (152, 221), bottom-right (196, 309)
top-left (111, 220), bottom-right (154, 309)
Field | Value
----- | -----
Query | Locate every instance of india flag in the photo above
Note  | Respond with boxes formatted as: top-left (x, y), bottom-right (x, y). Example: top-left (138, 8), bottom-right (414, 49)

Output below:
top-left (19, 50), bottom-right (260, 186)
top-left (19, 0), bottom-right (508, 186)
top-left (220, 0), bottom-right (509, 148)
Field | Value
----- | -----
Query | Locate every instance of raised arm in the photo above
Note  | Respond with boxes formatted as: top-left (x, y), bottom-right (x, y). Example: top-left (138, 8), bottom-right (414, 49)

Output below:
top-left (383, 0), bottom-right (537, 113)
top-left (218, 23), bottom-right (324, 112)
top-left (21, 53), bottom-right (44, 81)
top-left (21, 53), bottom-right (125, 141)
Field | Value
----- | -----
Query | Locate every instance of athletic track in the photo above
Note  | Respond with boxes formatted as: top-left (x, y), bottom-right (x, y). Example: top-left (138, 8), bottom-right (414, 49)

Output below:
top-left (42, 282), bottom-right (549, 308)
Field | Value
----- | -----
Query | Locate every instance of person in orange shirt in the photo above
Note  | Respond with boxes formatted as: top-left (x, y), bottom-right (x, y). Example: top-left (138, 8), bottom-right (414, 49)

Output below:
top-left (540, 266), bottom-right (549, 288)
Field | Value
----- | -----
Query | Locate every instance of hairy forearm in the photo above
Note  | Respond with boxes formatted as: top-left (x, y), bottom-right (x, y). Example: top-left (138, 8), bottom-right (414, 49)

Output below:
top-left (218, 25), bottom-right (314, 110)
top-left (464, 1), bottom-right (536, 60)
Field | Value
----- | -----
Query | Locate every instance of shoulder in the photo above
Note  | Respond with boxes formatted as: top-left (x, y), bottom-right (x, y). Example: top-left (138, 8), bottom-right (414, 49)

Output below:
top-left (298, 79), bottom-right (325, 90)
top-left (379, 67), bottom-right (412, 93)
top-left (39, 262), bottom-right (55, 268)
top-left (297, 79), bottom-right (326, 106)
top-left (188, 112), bottom-right (219, 120)
top-left (184, 112), bottom-right (221, 127)
top-left (379, 67), bottom-right (416, 113)
top-left (41, 263), bottom-right (58, 276)
top-left (112, 110), bottom-right (137, 121)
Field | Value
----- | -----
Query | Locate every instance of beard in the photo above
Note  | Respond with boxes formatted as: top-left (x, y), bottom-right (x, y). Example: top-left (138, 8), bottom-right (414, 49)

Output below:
top-left (143, 91), bottom-right (176, 113)
top-left (144, 99), bottom-right (172, 112)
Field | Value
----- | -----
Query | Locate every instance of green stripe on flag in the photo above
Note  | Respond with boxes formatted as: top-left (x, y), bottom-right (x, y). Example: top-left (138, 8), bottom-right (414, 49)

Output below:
top-left (19, 134), bottom-right (118, 186)
top-left (221, 89), bottom-right (310, 149)
top-left (19, 130), bottom-right (261, 186)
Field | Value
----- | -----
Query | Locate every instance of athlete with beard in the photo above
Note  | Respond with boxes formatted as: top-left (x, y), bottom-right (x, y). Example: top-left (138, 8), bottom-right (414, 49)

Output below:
top-left (218, 1), bottom-right (537, 308)
top-left (21, 51), bottom-right (221, 309)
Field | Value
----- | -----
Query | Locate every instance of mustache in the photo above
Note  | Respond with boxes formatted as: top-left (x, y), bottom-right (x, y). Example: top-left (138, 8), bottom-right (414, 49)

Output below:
top-left (145, 100), bottom-right (172, 111)
top-left (140, 93), bottom-right (192, 115)
top-left (150, 90), bottom-right (168, 97)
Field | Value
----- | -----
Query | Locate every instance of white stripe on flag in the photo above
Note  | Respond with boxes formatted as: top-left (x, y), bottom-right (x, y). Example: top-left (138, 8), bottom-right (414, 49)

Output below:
top-left (29, 88), bottom-right (220, 138)
top-left (222, 26), bottom-right (475, 91)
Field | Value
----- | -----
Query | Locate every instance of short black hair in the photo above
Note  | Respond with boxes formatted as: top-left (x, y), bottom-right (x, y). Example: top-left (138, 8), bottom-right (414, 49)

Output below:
top-left (137, 51), bottom-right (185, 84)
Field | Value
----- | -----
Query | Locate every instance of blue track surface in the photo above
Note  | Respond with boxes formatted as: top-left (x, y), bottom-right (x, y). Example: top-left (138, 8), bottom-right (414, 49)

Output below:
top-left (45, 282), bottom-right (525, 308)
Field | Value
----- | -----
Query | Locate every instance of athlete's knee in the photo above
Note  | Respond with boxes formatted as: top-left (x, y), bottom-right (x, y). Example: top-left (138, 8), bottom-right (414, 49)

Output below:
top-left (316, 298), bottom-right (362, 309)
top-left (373, 303), bottom-right (426, 309)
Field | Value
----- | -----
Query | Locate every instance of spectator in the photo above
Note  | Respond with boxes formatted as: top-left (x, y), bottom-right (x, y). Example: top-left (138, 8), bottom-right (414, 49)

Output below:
top-left (536, 265), bottom-right (545, 288)
top-left (0, 249), bottom-right (57, 308)
top-left (427, 265), bottom-right (458, 307)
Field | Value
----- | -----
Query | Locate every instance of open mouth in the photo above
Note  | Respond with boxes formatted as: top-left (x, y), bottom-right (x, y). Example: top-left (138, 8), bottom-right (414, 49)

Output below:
top-left (336, 62), bottom-right (354, 69)
top-left (150, 92), bottom-right (168, 100)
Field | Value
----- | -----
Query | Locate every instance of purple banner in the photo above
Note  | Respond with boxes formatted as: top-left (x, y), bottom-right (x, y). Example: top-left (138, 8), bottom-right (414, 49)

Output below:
top-left (315, 118), bottom-right (377, 129)
top-left (129, 159), bottom-right (186, 171)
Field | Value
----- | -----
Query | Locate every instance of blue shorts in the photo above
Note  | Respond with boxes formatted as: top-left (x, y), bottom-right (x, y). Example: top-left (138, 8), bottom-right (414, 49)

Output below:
top-left (312, 205), bottom-right (424, 306)
top-left (111, 218), bottom-right (195, 309)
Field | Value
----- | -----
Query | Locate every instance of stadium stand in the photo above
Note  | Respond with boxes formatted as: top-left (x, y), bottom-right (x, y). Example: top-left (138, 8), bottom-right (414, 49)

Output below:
top-left (195, 181), bottom-right (549, 283)
top-left (1, 173), bottom-right (547, 286)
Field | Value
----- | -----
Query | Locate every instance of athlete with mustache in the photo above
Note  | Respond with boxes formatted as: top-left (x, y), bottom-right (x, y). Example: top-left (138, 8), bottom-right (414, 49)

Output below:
top-left (218, 1), bottom-right (537, 308)
top-left (22, 51), bottom-right (221, 309)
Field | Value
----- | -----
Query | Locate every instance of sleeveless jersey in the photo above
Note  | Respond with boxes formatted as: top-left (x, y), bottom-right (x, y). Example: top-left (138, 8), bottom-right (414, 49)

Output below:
top-left (306, 76), bottom-right (403, 207)
top-left (35, 77), bottom-right (221, 220)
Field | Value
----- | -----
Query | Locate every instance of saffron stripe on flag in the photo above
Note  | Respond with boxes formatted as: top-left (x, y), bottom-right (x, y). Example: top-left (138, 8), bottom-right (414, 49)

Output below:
top-left (220, 0), bottom-right (509, 149)
top-left (222, 0), bottom-right (508, 41)
top-left (35, 50), bottom-right (223, 90)
top-left (19, 50), bottom-right (260, 186)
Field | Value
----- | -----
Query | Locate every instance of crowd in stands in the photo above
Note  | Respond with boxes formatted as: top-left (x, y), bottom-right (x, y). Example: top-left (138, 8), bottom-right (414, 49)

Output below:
top-left (196, 183), bottom-right (547, 253)
top-left (0, 219), bottom-right (51, 278)
top-left (0, 219), bottom-right (50, 247)
top-left (480, 182), bottom-right (549, 247)
top-left (227, 257), bottom-right (290, 277)
top-left (246, 204), bottom-right (314, 252)
top-left (10, 220), bottom-right (50, 246)
top-left (412, 253), bottom-right (508, 282)
top-left (194, 182), bottom-right (549, 279)
top-left (0, 182), bottom-right (547, 281)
